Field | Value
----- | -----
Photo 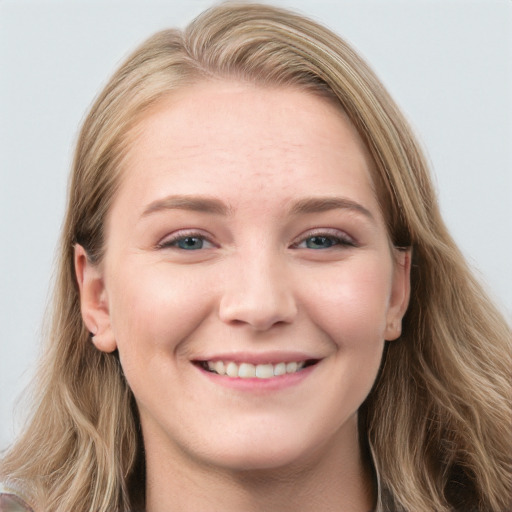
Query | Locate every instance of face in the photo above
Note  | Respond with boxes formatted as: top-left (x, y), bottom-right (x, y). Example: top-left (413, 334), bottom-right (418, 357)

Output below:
top-left (77, 81), bottom-right (410, 474)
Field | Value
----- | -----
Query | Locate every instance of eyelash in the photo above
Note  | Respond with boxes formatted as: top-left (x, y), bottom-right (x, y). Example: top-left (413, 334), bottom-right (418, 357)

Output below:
top-left (156, 229), bottom-right (356, 251)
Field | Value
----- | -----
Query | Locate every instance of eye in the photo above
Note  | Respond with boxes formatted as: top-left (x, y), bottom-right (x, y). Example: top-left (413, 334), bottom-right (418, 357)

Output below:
top-left (157, 232), bottom-right (215, 251)
top-left (292, 230), bottom-right (356, 250)
top-left (304, 235), bottom-right (339, 249)
top-left (173, 236), bottom-right (206, 250)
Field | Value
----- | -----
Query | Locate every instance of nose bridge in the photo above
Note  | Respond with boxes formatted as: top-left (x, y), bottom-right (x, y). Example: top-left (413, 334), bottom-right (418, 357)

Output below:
top-left (218, 243), bottom-right (297, 330)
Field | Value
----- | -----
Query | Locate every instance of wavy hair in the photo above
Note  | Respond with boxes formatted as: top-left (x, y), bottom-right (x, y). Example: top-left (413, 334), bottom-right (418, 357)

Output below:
top-left (2, 3), bottom-right (511, 511)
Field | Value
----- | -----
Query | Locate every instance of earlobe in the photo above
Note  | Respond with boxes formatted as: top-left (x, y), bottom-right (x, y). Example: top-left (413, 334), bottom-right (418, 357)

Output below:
top-left (384, 248), bottom-right (412, 341)
top-left (74, 244), bottom-right (117, 353)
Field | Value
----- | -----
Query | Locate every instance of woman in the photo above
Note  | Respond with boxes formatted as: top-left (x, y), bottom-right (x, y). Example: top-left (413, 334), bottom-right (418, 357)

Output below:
top-left (1, 3), bottom-right (510, 511)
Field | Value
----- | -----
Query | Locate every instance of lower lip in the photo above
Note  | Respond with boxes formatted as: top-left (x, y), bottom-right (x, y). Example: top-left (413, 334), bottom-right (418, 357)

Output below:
top-left (195, 363), bottom-right (318, 392)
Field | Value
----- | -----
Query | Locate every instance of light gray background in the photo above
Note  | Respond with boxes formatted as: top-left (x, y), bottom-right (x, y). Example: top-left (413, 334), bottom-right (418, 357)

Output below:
top-left (1, 0), bottom-right (511, 450)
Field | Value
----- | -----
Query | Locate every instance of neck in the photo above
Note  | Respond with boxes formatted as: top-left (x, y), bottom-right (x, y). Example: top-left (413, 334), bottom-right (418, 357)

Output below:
top-left (143, 416), bottom-right (375, 512)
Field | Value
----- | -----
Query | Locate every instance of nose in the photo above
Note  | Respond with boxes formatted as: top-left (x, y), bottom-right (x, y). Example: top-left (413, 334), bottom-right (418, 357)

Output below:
top-left (218, 252), bottom-right (298, 331)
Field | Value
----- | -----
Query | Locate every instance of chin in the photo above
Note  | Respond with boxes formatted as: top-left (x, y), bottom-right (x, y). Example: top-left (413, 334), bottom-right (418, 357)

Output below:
top-left (199, 434), bottom-right (324, 474)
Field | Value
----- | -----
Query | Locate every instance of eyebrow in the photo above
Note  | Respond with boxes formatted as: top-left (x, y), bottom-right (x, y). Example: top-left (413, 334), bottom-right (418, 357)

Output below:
top-left (289, 197), bottom-right (374, 220)
top-left (141, 194), bottom-right (374, 220)
top-left (142, 195), bottom-right (231, 217)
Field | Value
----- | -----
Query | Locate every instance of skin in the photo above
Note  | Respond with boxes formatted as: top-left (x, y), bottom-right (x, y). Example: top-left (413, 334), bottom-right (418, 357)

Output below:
top-left (75, 81), bottom-right (410, 512)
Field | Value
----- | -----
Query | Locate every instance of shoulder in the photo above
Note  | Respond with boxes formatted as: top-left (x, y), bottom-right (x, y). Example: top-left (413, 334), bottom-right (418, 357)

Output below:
top-left (0, 483), bottom-right (34, 512)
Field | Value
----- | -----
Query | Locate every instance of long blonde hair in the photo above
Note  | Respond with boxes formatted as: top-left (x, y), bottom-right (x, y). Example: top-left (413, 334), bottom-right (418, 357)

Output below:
top-left (2, 3), bottom-right (511, 511)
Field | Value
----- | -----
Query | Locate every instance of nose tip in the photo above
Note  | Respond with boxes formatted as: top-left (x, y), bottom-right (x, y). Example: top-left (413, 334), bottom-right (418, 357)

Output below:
top-left (218, 264), bottom-right (298, 331)
top-left (219, 300), bottom-right (296, 331)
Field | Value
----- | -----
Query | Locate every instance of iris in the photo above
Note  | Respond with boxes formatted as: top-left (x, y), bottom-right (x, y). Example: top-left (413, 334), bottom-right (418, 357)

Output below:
top-left (176, 236), bottom-right (204, 250)
top-left (305, 236), bottom-right (338, 249)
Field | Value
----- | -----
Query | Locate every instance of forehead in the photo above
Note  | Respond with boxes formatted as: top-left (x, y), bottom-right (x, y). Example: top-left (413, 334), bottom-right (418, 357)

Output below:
top-left (116, 81), bottom-right (378, 214)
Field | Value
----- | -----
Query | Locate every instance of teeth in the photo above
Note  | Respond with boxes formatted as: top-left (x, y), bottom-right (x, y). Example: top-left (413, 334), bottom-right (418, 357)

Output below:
top-left (239, 363), bottom-right (256, 378)
top-left (286, 362), bottom-right (298, 373)
top-left (214, 361), bottom-right (225, 375)
top-left (274, 362), bottom-right (286, 376)
top-left (205, 360), bottom-right (307, 379)
top-left (226, 361), bottom-right (238, 377)
top-left (255, 364), bottom-right (274, 379)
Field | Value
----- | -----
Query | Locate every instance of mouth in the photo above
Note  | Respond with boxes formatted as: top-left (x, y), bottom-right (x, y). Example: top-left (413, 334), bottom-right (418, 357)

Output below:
top-left (195, 359), bottom-right (319, 379)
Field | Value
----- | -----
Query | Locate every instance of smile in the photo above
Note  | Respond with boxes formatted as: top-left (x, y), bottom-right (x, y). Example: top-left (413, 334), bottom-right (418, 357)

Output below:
top-left (198, 360), bottom-right (318, 379)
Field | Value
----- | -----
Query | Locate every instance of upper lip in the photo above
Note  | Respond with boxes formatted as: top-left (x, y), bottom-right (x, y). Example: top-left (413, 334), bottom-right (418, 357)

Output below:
top-left (192, 351), bottom-right (322, 365)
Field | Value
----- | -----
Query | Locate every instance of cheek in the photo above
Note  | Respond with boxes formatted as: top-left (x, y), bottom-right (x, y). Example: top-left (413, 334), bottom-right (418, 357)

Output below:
top-left (107, 263), bottom-right (214, 357)
top-left (304, 259), bottom-right (393, 346)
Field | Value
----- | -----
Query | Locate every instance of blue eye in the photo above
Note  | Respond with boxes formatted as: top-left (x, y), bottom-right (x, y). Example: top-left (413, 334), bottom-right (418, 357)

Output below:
top-left (294, 232), bottom-right (356, 250)
top-left (174, 236), bottom-right (205, 250)
top-left (158, 234), bottom-right (212, 251)
top-left (305, 235), bottom-right (338, 249)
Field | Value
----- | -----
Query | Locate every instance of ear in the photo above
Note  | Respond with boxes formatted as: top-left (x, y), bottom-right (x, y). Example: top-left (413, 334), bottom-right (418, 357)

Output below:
top-left (384, 248), bottom-right (412, 341)
top-left (74, 244), bottom-right (117, 353)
